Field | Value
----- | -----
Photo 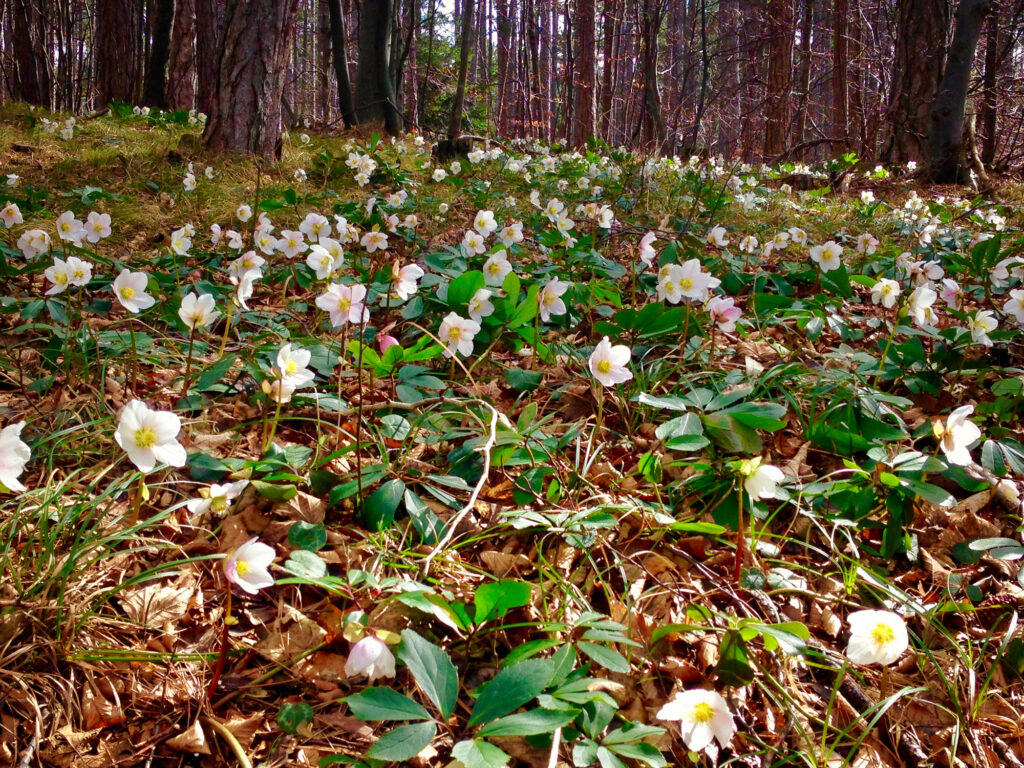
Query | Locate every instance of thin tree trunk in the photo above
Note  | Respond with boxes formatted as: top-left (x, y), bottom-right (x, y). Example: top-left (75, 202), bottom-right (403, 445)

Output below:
top-left (167, 0), bottom-right (197, 110)
top-left (980, 1), bottom-right (1000, 166)
top-left (764, 0), bottom-right (794, 158)
top-left (195, 0), bottom-right (221, 117)
top-left (448, 0), bottom-right (475, 140)
top-left (142, 0), bottom-right (174, 108)
top-left (327, 0), bottom-right (356, 126)
top-left (573, 0), bottom-right (595, 146)
top-left (96, 0), bottom-right (142, 106)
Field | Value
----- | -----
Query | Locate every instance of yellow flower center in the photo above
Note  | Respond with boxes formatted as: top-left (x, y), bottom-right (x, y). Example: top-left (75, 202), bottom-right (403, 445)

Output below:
top-left (72, 269), bottom-right (84, 279)
top-left (55, 273), bottom-right (68, 285)
top-left (337, 297), bottom-right (351, 311)
top-left (692, 702), bottom-right (715, 723)
top-left (61, 222), bottom-right (71, 232)
top-left (285, 360), bottom-right (298, 375)
top-left (679, 277), bottom-right (694, 290)
top-left (134, 426), bottom-right (157, 449)
top-left (120, 286), bottom-right (135, 299)
top-left (597, 360), bottom-right (612, 374)
top-left (448, 327), bottom-right (463, 342)
top-left (871, 623), bottom-right (895, 645)
top-left (211, 496), bottom-right (228, 513)
top-left (236, 560), bottom-right (250, 575)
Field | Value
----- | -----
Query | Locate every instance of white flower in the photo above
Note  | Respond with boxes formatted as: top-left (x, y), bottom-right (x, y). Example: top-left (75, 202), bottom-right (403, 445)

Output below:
top-left (856, 233), bottom-right (879, 254)
top-left (588, 337), bottom-right (632, 387)
top-left (498, 221), bottom-right (523, 247)
top-left (277, 230), bottom-right (307, 259)
top-left (85, 211), bottom-right (111, 242)
top-left (639, 232), bottom-right (658, 268)
top-left (676, 259), bottom-right (720, 302)
top-left (224, 537), bottom-right (275, 595)
top-left (539, 277), bottom-right (570, 322)
top-left (845, 610), bottom-right (909, 666)
top-left (306, 243), bottom-right (341, 280)
top-left (740, 456), bottom-right (784, 499)
top-left (112, 269), bottom-right (156, 313)
top-left (707, 226), bottom-right (729, 248)
top-left (0, 201), bottom-right (23, 228)
top-left (462, 229), bottom-right (487, 255)
top-left (809, 241), bottom-right (843, 273)
top-left (393, 263), bottom-right (424, 300)
top-left (205, 166), bottom-right (215, 180)
top-left (178, 292), bottom-right (221, 331)
top-left (658, 263), bottom-right (684, 304)
top-left (187, 480), bottom-right (248, 517)
top-left (345, 634), bottom-right (396, 681)
top-left (432, 168), bottom-right (447, 182)
top-left (236, 204), bottom-right (253, 222)
top-left (300, 213), bottom-right (332, 241)
top-left (467, 288), bottom-right (494, 322)
top-left (860, 190), bottom-right (876, 205)
top-left (967, 310), bottom-right (997, 346)
top-left (706, 296), bottom-right (742, 332)
top-left (907, 285), bottom-right (938, 327)
top-left (275, 344), bottom-right (316, 390)
top-left (227, 251), bottom-right (265, 281)
top-left (182, 173), bottom-right (197, 192)
top-left (360, 229), bottom-right (389, 253)
top-left (936, 404), bottom-right (982, 466)
top-left (17, 229), bottom-right (50, 259)
top-left (170, 228), bottom-right (192, 256)
top-left (483, 250), bottom-right (513, 286)
top-left (44, 258), bottom-right (74, 295)
top-left (114, 399), bottom-right (187, 473)
top-left (870, 278), bottom-right (901, 309)
top-left (438, 312), bottom-right (480, 358)
top-left (939, 278), bottom-right (961, 309)
top-left (788, 227), bottom-right (807, 245)
top-left (0, 421), bottom-right (31, 492)
top-left (316, 283), bottom-right (369, 327)
top-left (657, 689), bottom-right (736, 753)
top-left (1004, 289), bottom-right (1024, 324)
top-left (473, 210), bottom-right (497, 237)
top-left (771, 231), bottom-right (790, 250)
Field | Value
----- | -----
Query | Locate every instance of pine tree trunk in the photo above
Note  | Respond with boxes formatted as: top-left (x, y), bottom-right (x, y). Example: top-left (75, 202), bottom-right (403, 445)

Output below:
top-left (448, 0), bottom-right (475, 140)
top-left (496, 0), bottom-right (511, 135)
top-left (12, 0), bottom-right (51, 106)
top-left (354, 0), bottom-right (402, 132)
top-left (832, 0), bottom-right (848, 145)
top-left (794, 0), bottom-right (813, 153)
top-left (142, 0), bottom-right (174, 108)
top-left (195, 0), bottom-right (221, 117)
top-left (203, 0), bottom-right (302, 157)
top-left (572, 0), bottom-right (595, 146)
top-left (327, 0), bottom-right (356, 126)
top-left (96, 0), bottom-right (142, 106)
top-left (980, 2), bottom-right (1000, 166)
top-left (764, 0), bottom-right (794, 158)
top-left (929, 0), bottom-right (993, 183)
top-left (167, 0), bottom-right (197, 110)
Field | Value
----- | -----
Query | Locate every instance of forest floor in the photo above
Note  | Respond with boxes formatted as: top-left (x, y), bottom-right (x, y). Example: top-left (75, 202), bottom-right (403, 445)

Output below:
top-left (0, 102), bottom-right (1023, 768)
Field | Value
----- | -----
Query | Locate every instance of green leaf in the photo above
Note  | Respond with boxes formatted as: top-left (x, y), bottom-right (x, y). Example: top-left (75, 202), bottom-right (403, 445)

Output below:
top-left (468, 657), bottom-right (556, 726)
top-left (345, 687), bottom-right (432, 721)
top-left (505, 367), bottom-right (543, 392)
top-left (473, 580), bottom-right (531, 626)
top-left (716, 630), bottom-right (754, 687)
top-left (284, 550), bottom-right (328, 579)
top-left (476, 709), bottom-right (578, 738)
top-left (576, 642), bottom-right (631, 673)
top-left (596, 746), bottom-right (629, 768)
top-left (196, 353), bottom-right (236, 391)
top-left (702, 413), bottom-right (763, 453)
top-left (251, 479), bottom-right (298, 503)
top-left (277, 702), bottom-right (314, 735)
top-left (606, 742), bottom-right (668, 768)
top-left (361, 478), bottom-right (406, 531)
top-left (602, 722), bottom-right (666, 745)
top-left (288, 521), bottom-right (327, 551)
top-left (450, 739), bottom-right (511, 768)
top-left (448, 270), bottom-right (486, 308)
top-left (404, 489), bottom-right (444, 544)
top-left (366, 721), bottom-right (437, 762)
top-left (398, 630), bottom-right (459, 719)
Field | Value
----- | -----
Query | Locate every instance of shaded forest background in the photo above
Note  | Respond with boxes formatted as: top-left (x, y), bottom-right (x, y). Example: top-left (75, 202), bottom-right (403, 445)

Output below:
top-left (1, 0), bottom-right (1023, 177)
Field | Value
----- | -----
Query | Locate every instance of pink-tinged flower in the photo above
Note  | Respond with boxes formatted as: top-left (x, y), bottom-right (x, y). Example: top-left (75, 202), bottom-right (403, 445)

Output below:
top-left (438, 312), bottom-right (480, 358)
top-left (0, 421), bottom-right (31, 492)
top-left (224, 537), bottom-right (275, 595)
top-left (706, 296), bottom-right (742, 332)
top-left (114, 399), bottom-right (187, 473)
top-left (112, 269), bottom-right (156, 313)
top-left (56, 211), bottom-right (86, 245)
top-left (345, 634), bottom-right (396, 681)
top-left (639, 232), bottom-right (658, 268)
top-left (657, 689), bottom-right (735, 753)
top-left (856, 232), bottom-right (879, 254)
top-left (85, 211), bottom-right (111, 243)
top-left (939, 278), bottom-right (961, 309)
top-left (17, 229), bottom-right (50, 259)
top-left (393, 263), bottom-right (424, 300)
top-left (809, 241), bottom-right (843, 273)
top-left (588, 337), bottom-right (632, 387)
top-left (0, 201), bottom-right (23, 228)
top-left (1004, 289), bottom-right (1024, 324)
top-left (935, 405), bottom-right (982, 466)
top-left (316, 282), bottom-right (369, 327)
top-left (377, 334), bottom-right (400, 353)
top-left (539, 277), bottom-right (570, 322)
top-left (845, 610), bottom-right (908, 666)
top-left (967, 310), bottom-right (997, 346)
top-left (360, 229), bottom-right (389, 253)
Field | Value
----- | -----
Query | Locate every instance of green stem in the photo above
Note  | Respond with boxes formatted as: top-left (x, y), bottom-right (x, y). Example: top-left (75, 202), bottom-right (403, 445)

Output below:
top-left (872, 320), bottom-right (899, 386)
top-left (181, 327), bottom-right (196, 398)
top-left (734, 484), bottom-right (745, 585)
top-left (127, 317), bottom-right (139, 394)
top-left (129, 473), bottom-right (146, 525)
top-left (263, 389), bottom-right (284, 454)
top-left (217, 301), bottom-right (235, 359)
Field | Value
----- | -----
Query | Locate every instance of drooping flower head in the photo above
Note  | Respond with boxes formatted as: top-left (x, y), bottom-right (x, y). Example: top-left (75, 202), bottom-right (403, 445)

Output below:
top-left (935, 405), bottom-right (981, 466)
top-left (224, 537), bottom-right (275, 595)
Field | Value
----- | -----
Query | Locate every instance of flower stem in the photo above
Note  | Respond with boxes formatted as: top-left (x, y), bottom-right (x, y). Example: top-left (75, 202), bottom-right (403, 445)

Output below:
top-left (181, 327), bottom-right (196, 398)
top-left (206, 587), bottom-right (233, 701)
top-left (262, 389), bottom-right (284, 454)
top-left (217, 301), bottom-right (235, 359)
top-left (129, 473), bottom-right (146, 525)
top-left (734, 484), bottom-right (745, 585)
top-left (127, 317), bottom-right (139, 394)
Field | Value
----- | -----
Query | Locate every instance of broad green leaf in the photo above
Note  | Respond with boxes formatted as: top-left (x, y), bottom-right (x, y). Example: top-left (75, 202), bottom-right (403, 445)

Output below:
top-left (448, 270), bottom-right (486, 308)
top-left (277, 702), bottom-right (313, 735)
top-left (606, 742), bottom-right (668, 768)
top-left (716, 630), bottom-right (754, 687)
top-left (366, 721), bottom-right (436, 762)
top-left (476, 708), bottom-right (578, 737)
top-left (361, 478), bottom-right (406, 531)
top-left (473, 580), bottom-right (532, 626)
top-left (468, 657), bottom-right (556, 726)
top-left (288, 521), bottom-right (327, 551)
top-left (398, 630), bottom-right (459, 719)
top-left (576, 642), bottom-right (631, 673)
top-left (404, 489), bottom-right (445, 544)
top-left (450, 739), bottom-right (511, 768)
top-left (596, 746), bottom-right (629, 768)
top-left (251, 480), bottom-right (298, 503)
top-left (602, 722), bottom-right (666, 745)
top-left (345, 687), bottom-right (432, 721)
top-left (284, 550), bottom-right (328, 579)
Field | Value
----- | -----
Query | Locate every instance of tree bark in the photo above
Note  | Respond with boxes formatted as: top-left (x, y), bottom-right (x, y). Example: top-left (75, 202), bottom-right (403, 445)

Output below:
top-left (496, 0), bottom-right (511, 135)
top-left (447, 0), bottom-right (475, 141)
top-left (327, 0), bottom-right (357, 126)
top-left (142, 0), bottom-right (175, 108)
top-left (929, 0), bottom-right (993, 183)
top-left (639, 0), bottom-right (667, 151)
top-left (11, 0), bottom-right (51, 106)
top-left (883, 0), bottom-right (950, 164)
top-left (96, 0), bottom-right (142, 106)
top-left (167, 0), bottom-right (197, 110)
top-left (203, 0), bottom-right (302, 157)
top-left (832, 0), bottom-right (848, 146)
top-left (980, 1), bottom-right (1000, 166)
top-left (764, 0), bottom-right (794, 158)
top-left (794, 0), bottom-right (813, 153)
top-left (195, 0), bottom-right (221, 117)
top-left (572, 0), bottom-right (595, 146)
top-left (354, 0), bottom-right (402, 132)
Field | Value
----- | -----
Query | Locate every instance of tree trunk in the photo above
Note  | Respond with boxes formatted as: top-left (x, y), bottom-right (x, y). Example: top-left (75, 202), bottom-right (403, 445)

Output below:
top-left (142, 0), bottom-right (175, 108)
top-left (327, 0), bottom-right (357, 126)
top-left (832, 0), bottom-right (848, 146)
top-left (980, 1), bottom-right (1000, 166)
top-left (167, 0), bottom-right (197, 109)
top-left (354, 0), bottom-right (402, 132)
top-left (195, 0), bottom-right (221, 117)
top-left (764, 0), bottom-right (794, 158)
top-left (638, 0), bottom-right (667, 152)
top-left (496, 0), bottom-right (511, 135)
top-left (203, 0), bottom-right (302, 157)
top-left (883, 0), bottom-right (950, 163)
top-left (794, 0), bottom-right (813, 153)
top-left (929, 0), bottom-right (993, 183)
top-left (447, 0), bottom-right (475, 141)
top-left (96, 0), bottom-right (142, 106)
top-left (572, 0), bottom-right (595, 146)
top-left (11, 0), bottom-right (51, 106)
